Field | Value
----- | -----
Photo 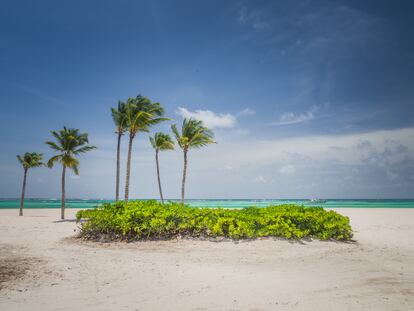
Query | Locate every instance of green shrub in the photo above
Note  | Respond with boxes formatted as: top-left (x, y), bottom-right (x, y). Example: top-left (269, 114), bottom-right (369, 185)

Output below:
top-left (76, 200), bottom-right (353, 241)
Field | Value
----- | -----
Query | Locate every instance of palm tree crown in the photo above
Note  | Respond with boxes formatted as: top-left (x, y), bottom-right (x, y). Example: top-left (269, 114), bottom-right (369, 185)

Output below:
top-left (46, 127), bottom-right (96, 174)
top-left (111, 101), bottom-right (128, 135)
top-left (172, 118), bottom-right (215, 204)
top-left (171, 118), bottom-right (215, 151)
top-left (149, 132), bottom-right (175, 151)
top-left (125, 95), bottom-right (168, 137)
top-left (17, 152), bottom-right (44, 170)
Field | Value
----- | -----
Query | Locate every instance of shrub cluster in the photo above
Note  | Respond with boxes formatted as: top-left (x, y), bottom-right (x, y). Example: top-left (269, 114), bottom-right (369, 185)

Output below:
top-left (76, 200), bottom-right (353, 241)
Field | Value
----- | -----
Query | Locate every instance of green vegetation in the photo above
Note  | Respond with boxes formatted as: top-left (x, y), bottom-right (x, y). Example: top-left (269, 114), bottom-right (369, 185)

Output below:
top-left (76, 201), bottom-right (353, 241)
top-left (46, 127), bottom-right (96, 219)
top-left (171, 118), bottom-right (216, 204)
top-left (17, 152), bottom-right (44, 216)
top-left (149, 132), bottom-right (175, 204)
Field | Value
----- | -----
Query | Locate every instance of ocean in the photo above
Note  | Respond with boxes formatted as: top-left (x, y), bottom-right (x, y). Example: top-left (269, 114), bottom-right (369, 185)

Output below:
top-left (1, 199), bottom-right (413, 209)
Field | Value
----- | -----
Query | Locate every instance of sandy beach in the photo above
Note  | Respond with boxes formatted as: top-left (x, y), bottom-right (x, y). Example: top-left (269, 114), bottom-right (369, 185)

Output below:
top-left (0, 208), bottom-right (413, 311)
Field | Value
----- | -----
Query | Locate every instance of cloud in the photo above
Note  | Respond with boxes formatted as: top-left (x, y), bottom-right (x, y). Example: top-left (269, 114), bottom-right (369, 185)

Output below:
top-left (223, 165), bottom-right (233, 171)
top-left (270, 111), bottom-right (315, 126)
top-left (238, 108), bottom-right (256, 116)
top-left (6, 127), bottom-right (412, 199)
top-left (253, 175), bottom-right (266, 183)
top-left (237, 5), bottom-right (270, 30)
top-left (188, 127), bottom-right (414, 197)
top-left (386, 171), bottom-right (398, 181)
top-left (238, 5), bottom-right (248, 24)
top-left (279, 164), bottom-right (296, 175)
top-left (176, 107), bottom-right (237, 129)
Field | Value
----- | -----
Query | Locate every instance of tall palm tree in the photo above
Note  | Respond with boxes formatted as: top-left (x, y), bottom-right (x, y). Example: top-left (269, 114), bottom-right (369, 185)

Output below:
top-left (111, 101), bottom-right (127, 201)
top-left (149, 132), bottom-right (174, 204)
top-left (124, 95), bottom-right (168, 202)
top-left (171, 118), bottom-right (215, 204)
top-left (46, 127), bottom-right (96, 219)
top-left (17, 152), bottom-right (44, 216)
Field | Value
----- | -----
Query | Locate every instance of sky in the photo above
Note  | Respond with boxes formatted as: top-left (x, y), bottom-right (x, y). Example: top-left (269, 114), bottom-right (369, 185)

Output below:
top-left (1, 0), bottom-right (414, 199)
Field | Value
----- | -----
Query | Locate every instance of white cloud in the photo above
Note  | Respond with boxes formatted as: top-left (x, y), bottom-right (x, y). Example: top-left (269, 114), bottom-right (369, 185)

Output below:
top-left (279, 164), bottom-right (296, 175)
top-left (238, 6), bottom-right (247, 24)
top-left (386, 171), bottom-right (398, 181)
top-left (253, 175), bottom-right (266, 183)
top-left (238, 108), bottom-right (256, 116)
top-left (223, 165), bottom-right (233, 171)
top-left (176, 107), bottom-right (237, 129)
top-left (237, 6), bottom-right (270, 30)
top-left (12, 127), bottom-right (412, 199)
top-left (270, 111), bottom-right (315, 126)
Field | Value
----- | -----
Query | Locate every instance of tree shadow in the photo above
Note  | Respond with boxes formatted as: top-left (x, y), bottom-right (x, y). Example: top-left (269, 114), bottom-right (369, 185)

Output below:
top-left (52, 219), bottom-right (77, 223)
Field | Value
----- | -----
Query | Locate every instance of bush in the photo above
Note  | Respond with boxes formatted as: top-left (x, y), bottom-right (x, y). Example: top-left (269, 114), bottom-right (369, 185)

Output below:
top-left (76, 200), bottom-right (353, 241)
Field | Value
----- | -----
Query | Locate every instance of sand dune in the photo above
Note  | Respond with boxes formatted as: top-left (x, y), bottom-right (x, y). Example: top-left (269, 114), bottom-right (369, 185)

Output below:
top-left (0, 208), bottom-right (413, 311)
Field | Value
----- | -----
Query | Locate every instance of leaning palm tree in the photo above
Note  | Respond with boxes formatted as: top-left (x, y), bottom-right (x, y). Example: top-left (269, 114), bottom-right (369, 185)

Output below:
top-left (171, 118), bottom-right (215, 204)
top-left (46, 127), bottom-right (96, 219)
top-left (111, 101), bottom-right (127, 201)
top-left (17, 152), bottom-right (44, 216)
top-left (124, 95), bottom-right (168, 202)
top-left (149, 132), bottom-right (174, 203)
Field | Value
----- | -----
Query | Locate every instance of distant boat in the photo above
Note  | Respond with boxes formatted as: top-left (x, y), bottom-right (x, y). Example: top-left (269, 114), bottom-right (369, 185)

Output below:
top-left (309, 199), bottom-right (327, 203)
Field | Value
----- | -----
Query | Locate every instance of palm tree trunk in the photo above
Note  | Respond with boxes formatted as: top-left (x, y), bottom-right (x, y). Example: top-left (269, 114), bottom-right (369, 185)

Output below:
top-left (124, 134), bottom-right (134, 203)
top-left (115, 132), bottom-right (122, 201)
top-left (155, 150), bottom-right (164, 204)
top-left (181, 150), bottom-right (188, 204)
top-left (19, 168), bottom-right (28, 216)
top-left (61, 165), bottom-right (66, 220)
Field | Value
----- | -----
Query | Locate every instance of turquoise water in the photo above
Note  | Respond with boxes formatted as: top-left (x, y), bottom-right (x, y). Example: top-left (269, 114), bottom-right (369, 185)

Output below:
top-left (1, 199), bottom-right (413, 209)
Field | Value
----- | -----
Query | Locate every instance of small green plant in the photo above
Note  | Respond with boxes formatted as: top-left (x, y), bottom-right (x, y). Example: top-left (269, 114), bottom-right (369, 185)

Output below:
top-left (76, 201), bottom-right (353, 241)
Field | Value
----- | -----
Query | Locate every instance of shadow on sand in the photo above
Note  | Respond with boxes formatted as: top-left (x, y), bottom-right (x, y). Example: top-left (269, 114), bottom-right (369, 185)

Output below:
top-left (53, 219), bottom-right (77, 223)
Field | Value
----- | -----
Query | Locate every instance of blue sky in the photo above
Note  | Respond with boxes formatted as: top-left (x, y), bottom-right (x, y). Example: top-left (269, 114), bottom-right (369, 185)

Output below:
top-left (1, 0), bottom-right (413, 199)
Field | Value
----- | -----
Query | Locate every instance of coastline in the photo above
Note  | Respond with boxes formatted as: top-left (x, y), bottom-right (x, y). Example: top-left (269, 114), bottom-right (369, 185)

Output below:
top-left (1, 208), bottom-right (413, 310)
top-left (1, 198), bottom-right (414, 209)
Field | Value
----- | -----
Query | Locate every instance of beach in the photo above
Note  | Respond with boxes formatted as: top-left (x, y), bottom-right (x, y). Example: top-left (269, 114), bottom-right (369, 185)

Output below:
top-left (0, 208), bottom-right (413, 311)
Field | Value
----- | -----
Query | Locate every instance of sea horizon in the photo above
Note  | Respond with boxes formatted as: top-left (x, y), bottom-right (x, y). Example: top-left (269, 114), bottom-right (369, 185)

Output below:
top-left (2, 198), bottom-right (414, 209)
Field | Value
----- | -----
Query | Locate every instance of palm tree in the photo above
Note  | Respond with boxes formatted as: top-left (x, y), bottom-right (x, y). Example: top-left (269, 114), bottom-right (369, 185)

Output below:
top-left (171, 118), bottom-right (215, 204)
top-left (17, 152), bottom-right (44, 216)
top-left (149, 132), bottom-right (174, 203)
top-left (124, 95), bottom-right (168, 202)
top-left (111, 101), bottom-right (127, 201)
top-left (46, 127), bottom-right (96, 219)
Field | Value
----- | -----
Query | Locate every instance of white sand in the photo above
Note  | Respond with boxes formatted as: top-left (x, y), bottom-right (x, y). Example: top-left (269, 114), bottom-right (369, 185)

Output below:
top-left (0, 208), bottom-right (413, 311)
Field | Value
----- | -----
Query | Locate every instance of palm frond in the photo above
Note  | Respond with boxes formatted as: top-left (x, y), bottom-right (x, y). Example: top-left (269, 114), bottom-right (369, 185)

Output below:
top-left (46, 127), bottom-right (95, 171)
top-left (45, 141), bottom-right (63, 151)
top-left (149, 136), bottom-right (156, 149)
top-left (171, 124), bottom-right (182, 148)
top-left (47, 155), bottom-right (61, 168)
top-left (71, 165), bottom-right (79, 175)
top-left (150, 132), bottom-right (175, 151)
top-left (73, 145), bottom-right (97, 154)
top-left (16, 155), bottom-right (23, 165)
top-left (17, 152), bottom-right (44, 169)
top-left (124, 96), bottom-right (168, 135)
top-left (172, 118), bottom-right (215, 151)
